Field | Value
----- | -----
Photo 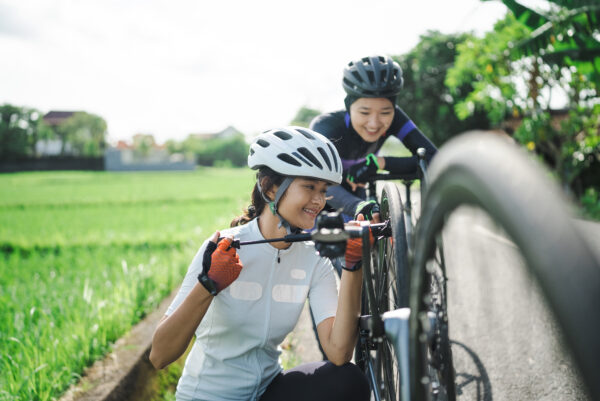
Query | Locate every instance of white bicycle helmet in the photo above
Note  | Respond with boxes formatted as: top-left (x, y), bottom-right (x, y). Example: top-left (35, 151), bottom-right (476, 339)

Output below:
top-left (248, 126), bottom-right (343, 234)
top-left (248, 126), bottom-right (342, 184)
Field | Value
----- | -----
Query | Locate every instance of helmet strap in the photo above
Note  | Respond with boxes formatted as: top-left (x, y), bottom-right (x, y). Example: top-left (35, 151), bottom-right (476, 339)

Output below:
top-left (256, 176), bottom-right (300, 235)
top-left (273, 177), bottom-right (300, 235)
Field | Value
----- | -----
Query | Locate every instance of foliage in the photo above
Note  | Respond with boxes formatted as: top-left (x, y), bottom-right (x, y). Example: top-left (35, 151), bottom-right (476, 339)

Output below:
top-left (447, 5), bottom-right (599, 207)
top-left (181, 133), bottom-right (249, 167)
top-left (132, 133), bottom-right (157, 158)
top-left (514, 107), bottom-right (600, 194)
top-left (580, 187), bottom-right (600, 219)
top-left (0, 105), bottom-right (108, 160)
top-left (0, 169), bottom-right (254, 401)
top-left (54, 112), bottom-right (107, 156)
top-left (492, 0), bottom-right (600, 84)
top-left (291, 106), bottom-right (322, 128)
top-left (0, 104), bottom-right (49, 160)
top-left (445, 14), bottom-right (531, 124)
top-left (393, 31), bottom-right (491, 146)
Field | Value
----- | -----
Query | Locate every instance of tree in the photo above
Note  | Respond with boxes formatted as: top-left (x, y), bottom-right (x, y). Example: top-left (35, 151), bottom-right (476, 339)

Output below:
top-left (55, 112), bottom-right (107, 156)
top-left (290, 106), bottom-right (321, 128)
top-left (393, 31), bottom-right (491, 146)
top-left (178, 133), bottom-right (249, 167)
top-left (498, 0), bottom-right (600, 200)
top-left (132, 133), bottom-right (156, 158)
top-left (491, 0), bottom-right (600, 85)
top-left (446, 6), bottom-right (599, 201)
top-left (0, 104), bottom-right (47, 160)
top-left (445, 15), bottom-right (531, 124)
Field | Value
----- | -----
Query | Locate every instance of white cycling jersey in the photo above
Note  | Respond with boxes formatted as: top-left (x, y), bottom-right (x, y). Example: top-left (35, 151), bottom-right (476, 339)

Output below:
top-left (166, 218), bottom-right (339, 401)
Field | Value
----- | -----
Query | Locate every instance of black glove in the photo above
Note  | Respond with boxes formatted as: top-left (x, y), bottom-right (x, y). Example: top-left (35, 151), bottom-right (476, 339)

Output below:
top-left (354, 200), bottom-right (380, 220)
top-left (347, 153), bottom-right (379, 184)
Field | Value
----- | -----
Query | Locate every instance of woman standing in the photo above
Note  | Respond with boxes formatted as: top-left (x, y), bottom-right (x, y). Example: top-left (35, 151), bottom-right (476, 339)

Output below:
top-left (149, 127), bottom-right (370, 401)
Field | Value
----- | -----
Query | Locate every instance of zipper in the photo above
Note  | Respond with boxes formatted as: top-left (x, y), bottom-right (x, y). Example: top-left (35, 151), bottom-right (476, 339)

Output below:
top-left (277, 249), bottom-right (280, 263)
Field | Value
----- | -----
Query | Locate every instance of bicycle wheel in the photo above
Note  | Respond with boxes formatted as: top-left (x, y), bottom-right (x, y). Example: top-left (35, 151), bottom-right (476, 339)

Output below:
top-left (361, 182), bottom-right (410, 400)
top-left (409, 132), bottom-right (600, 401)
top-left (376, 182), bottom-right (410, 309)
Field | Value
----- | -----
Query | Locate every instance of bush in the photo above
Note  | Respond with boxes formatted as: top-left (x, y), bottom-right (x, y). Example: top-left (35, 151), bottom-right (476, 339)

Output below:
top-left (581, 187), bottom-right (600, 220)
top-left (189, 134), bottom-right (249, 167)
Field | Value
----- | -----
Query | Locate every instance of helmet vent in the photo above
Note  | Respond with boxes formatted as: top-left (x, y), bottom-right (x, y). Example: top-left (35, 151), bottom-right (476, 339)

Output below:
top-left (256, 139), bottom-right (270, 148)
top-left (317, 147), bottom-right (332, 170)
top-left (326, 143), bottom-right (339, 172)
top-left (380, 70), bottom-right (387, 82)
top-left (296, 128), bottom-right (315, 140)
top-left (250, 148), bottom-right (255, 155)
top-left (297, 147), bottom-right (322, 169)
top-left (277, 153), bottom-right (301, 167)
top-left (292, 151), bottom-right (313, 167)
top-left (273, 130), bottom-right (293, 140)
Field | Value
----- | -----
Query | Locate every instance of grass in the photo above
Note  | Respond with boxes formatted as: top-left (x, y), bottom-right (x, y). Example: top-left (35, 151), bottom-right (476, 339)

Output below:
top-left (0, 168), bottom-right (254, 401)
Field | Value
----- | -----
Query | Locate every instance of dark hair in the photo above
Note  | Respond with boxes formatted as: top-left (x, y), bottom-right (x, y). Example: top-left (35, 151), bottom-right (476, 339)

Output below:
top-left (230, 167), bottom-right (285, 227)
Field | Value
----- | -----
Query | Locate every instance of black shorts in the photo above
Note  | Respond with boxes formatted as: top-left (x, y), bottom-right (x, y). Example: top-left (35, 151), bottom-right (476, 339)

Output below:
top-left (260, 360), bottom-right (369, 401)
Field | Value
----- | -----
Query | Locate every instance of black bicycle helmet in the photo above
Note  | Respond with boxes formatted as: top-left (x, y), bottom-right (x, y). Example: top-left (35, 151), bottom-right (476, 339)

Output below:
top-left (342, 55), bottom-right (404, 98)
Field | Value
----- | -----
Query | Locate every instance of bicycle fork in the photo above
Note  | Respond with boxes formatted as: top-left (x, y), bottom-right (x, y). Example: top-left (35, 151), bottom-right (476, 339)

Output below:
top-left (381, 308), bottom-right (440, 401)
top-left (382, 308), bottom-right (412, 401)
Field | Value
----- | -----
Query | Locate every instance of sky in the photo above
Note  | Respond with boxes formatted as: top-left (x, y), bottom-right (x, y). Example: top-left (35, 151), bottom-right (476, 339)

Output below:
top-left (0, 0), bottom-right (509, 144)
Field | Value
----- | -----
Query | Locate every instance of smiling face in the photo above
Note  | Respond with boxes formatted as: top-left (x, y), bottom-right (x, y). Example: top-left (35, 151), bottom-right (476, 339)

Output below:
top-left (277, 178), bottom-right (329, 230)
top-left (349, 97), bottom-right (395, 143)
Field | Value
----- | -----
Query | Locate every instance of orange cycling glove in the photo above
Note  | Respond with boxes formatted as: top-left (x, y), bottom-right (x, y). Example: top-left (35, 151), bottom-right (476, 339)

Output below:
top-left (198, 237), bottom-right (243, 295)
top-left (343, 229), bottom-right (375, 271)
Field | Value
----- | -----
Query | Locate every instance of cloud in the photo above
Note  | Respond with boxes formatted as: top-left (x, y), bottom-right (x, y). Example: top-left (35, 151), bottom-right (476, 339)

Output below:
top-left (0, 3), bottom-right (37, 38)
top-left (0, 0), bottom-right (508, 143)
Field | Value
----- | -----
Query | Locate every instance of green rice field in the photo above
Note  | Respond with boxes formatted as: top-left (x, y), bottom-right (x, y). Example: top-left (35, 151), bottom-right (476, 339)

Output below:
top-left (0, 168), bottom-right (254, 401)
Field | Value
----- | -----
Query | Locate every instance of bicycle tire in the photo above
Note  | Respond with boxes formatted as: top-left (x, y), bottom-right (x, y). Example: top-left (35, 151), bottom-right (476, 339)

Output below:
top-left (409, 132), bottom-right (600, 401)
top-left (361, 182), bottom-right (411, 400)
top-left (377, 182), bottom-right (410, 309)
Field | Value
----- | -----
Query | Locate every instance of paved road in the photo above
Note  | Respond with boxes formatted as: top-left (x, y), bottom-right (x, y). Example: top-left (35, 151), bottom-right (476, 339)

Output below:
top-left (442, 206), bottom-right (593, 401)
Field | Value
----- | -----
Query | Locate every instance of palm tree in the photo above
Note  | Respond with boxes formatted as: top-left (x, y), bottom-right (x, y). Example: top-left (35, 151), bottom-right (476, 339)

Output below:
top-left (492, 0), bottom-right (600, 83)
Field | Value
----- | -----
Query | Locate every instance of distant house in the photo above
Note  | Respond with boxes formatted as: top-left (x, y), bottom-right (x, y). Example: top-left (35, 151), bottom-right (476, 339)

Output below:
top-left (35, 139), bottom-right (72, 156)
top-left (39, 111), bottom-right (79, 156)
top-left (105, 136), bottom-right (195, 171)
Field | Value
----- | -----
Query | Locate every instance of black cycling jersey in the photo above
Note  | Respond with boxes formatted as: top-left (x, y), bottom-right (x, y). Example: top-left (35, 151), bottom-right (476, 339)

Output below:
top-left (309, 105), bottom-right (437, 217)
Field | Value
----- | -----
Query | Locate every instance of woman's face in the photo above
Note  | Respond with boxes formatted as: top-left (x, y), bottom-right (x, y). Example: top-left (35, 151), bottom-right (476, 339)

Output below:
top-left (277, 178), bottom-right (329, 230)
top-left (349, 98), bottom-right (395, 143)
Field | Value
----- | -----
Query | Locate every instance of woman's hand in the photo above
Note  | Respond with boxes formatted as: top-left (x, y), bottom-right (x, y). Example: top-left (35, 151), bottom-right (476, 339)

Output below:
top-left (343, 214), bottom-right (375, 271)
top-left (354, 200), bottom-right (381, 223)
top-left (199, 232), bottom-right (243, 294)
